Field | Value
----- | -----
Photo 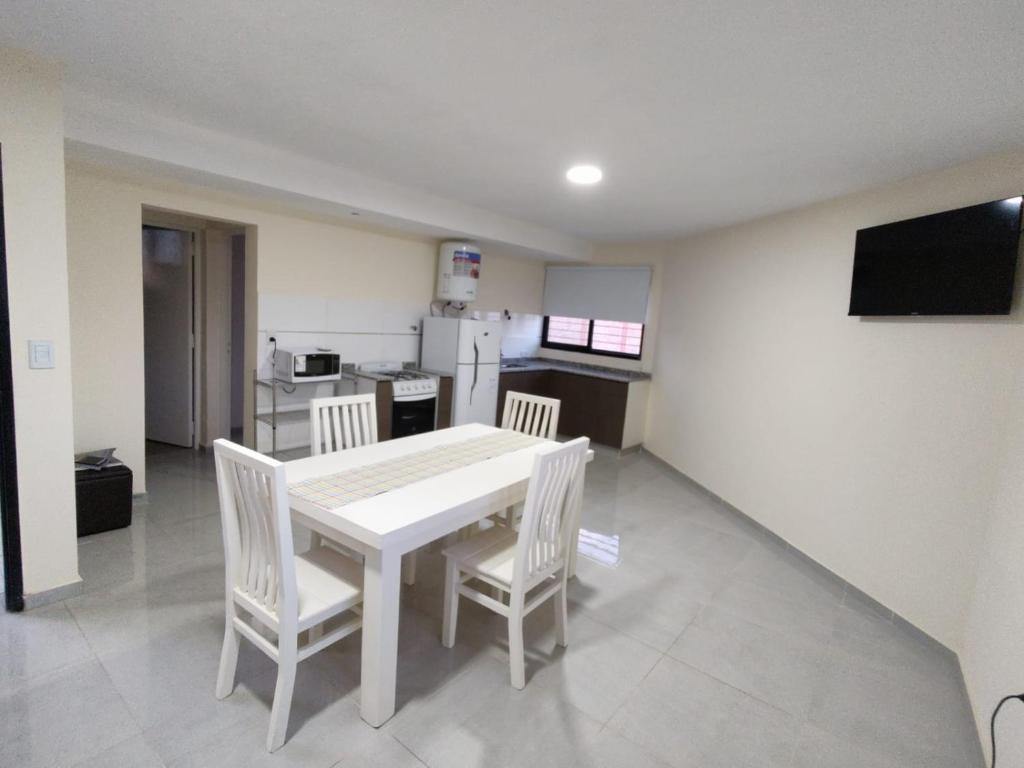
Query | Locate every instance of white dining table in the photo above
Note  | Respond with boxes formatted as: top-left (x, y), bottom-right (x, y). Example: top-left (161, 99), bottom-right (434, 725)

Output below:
top-left (285, 423), bottom-right (594, 727)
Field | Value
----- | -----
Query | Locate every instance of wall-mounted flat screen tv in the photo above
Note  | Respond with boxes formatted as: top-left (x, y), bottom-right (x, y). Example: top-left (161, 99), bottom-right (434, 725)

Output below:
top-left (848, 197), bottom-right (1022, 316)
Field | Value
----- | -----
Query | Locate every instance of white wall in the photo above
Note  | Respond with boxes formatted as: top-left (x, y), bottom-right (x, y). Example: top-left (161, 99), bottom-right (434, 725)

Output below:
top-left (962, 358), bottom-right (1024, 763)
top-left (0, 48), bottom-right (80, 597)
top-left (646, 150), bottom-right (1024, 651)
top-left (65, 163), bottom-right (552, 472)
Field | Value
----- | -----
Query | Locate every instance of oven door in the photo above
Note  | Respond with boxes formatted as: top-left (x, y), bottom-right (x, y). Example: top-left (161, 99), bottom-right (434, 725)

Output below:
top-left (392, 395), bottom-right (437, 438)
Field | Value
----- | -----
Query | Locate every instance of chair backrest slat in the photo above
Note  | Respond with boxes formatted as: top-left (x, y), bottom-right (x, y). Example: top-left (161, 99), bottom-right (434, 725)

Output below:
top-left (341, 403), bottom-right (353, 450)
top-left (513, 437), bottom-right (588, 587)
top-left (309, 394), bottom-right (378, 455)
top-left (330, 407), bottom-right (343, 453)
top-left (214, 439), bottom-right (296, 624)
top-left (501, 391), bottom-right (560, 440)
top-left (359, 400), bottom-right (377, 445)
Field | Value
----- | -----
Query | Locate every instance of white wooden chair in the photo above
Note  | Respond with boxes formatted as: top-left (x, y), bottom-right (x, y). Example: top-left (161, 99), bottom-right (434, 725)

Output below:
top-left (213, 439), bottom-right (363, 752)
top-left (493, 391), bottom-right (561, 527)
top-left (501, 391), bottom-right (560, 440)
top-left (307, 394), bottom-right (377, 555)
top-left (310, 393), bottom-right (378, 454)
top-left (307, 394), bottom-right (418, 585)
top-left (441, 436), bottom-right (589, 689)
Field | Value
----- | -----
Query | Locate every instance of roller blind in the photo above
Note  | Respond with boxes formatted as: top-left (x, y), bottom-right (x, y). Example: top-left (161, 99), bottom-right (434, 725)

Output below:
top-left (542, 266), bottom-right (652, 323)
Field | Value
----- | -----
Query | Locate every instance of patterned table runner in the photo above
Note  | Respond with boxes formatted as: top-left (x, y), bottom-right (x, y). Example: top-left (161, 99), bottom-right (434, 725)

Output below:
top-left (289, 430), bottom-right (545, 511)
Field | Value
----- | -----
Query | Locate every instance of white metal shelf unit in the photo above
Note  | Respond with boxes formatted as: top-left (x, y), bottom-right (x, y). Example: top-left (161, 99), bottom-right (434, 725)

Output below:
top-left (254, 372), bottom-right (356, 456)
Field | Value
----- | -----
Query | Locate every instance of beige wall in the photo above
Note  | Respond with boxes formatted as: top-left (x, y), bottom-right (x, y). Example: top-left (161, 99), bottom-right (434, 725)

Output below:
top-left (65, 163), bottom-right (550, 488)
top-left (0, 49), bottom-right (80, 597)
top-left (66, 168), bottom-right (149, 490)
top-left (646, 150), bottom-right (1024, 651)
top-left (963, 359), bottom-right (1024, 763)
top-left (538, 241), bottom-right (666, 372)
top-left (473, 249), bottom-right (545, 315)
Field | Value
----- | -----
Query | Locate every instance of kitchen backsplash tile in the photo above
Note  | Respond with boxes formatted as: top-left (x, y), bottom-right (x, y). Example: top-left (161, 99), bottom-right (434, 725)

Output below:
top-left (469, 309), bottom-right (543, 359)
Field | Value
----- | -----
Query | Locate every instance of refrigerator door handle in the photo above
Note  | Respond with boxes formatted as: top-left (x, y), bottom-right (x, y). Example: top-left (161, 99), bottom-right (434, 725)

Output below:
top-left (470, 338), bottom-right (479, 404)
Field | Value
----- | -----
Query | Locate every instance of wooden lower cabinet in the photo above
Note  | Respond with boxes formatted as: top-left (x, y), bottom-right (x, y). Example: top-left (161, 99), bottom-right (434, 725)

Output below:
top-left (497, 369), bottom-right (629, 448)
top-left (375, 380), bottom-right (394, 440)
top-left (496, 370), bottom-right (548, 424)
top-left (436, 376), bottom-right (453, 429)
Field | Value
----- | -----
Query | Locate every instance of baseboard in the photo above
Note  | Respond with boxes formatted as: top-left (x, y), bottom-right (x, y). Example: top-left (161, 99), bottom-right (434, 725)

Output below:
top-left (23, 578), bottom-right (84, 610)
top-left (638, 447), bottom-right (957, 660)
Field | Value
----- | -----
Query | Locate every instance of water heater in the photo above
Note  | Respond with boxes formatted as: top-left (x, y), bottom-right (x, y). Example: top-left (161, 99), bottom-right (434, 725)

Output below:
top-left (436, 241), bottom-right (481, 302)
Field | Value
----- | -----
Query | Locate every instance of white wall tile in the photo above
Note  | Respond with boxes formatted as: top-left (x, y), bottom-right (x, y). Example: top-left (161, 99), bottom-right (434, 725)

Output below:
top-left (258, 293), bottom-right (328, 333)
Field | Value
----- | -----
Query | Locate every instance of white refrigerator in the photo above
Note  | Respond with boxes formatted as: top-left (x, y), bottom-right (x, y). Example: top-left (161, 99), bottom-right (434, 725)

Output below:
top-left (421, 317), bottom-right (503, 426)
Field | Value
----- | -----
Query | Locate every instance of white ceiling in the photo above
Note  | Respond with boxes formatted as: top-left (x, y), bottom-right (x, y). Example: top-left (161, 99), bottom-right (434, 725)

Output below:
top-left (3, 1), bottom-right (1024, 242)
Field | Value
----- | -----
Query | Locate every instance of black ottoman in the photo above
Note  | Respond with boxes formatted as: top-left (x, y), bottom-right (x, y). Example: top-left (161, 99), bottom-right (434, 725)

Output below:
top-left (75, 464), bottom-right (133, 536)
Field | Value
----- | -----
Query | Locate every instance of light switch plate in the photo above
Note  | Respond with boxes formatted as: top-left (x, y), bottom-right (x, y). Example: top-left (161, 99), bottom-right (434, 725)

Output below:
top-left (28, 340), bottom-right (55, 369)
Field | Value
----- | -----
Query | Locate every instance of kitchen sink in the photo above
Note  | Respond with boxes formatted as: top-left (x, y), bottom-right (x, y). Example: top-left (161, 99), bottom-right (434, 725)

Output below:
top-left (501, 363), bottom-right (528, 369)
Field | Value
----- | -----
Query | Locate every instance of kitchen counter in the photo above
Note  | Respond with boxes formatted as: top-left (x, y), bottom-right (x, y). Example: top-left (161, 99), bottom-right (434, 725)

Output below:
top-left (499, 357), bottom-right (651, 383)
top-left (497, 360), bottom-right (651, 449)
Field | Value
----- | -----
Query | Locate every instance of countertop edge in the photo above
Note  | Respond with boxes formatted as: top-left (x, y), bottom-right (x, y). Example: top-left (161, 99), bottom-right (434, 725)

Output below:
top-left (496, 358), bottom-right (652, 383)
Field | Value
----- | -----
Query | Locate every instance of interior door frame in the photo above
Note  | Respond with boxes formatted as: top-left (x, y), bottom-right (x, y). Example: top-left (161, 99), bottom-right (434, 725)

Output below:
top-left (0, 144), bottom-right (25, 611)
top-left (141, 207), bottom-right (257, 451)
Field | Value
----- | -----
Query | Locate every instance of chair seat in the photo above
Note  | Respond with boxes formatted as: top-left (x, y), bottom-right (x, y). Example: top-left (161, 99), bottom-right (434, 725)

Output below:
top-left (443, 526), bottom-right (519, 586)
top-left (294, 545), bottom-right (364, 631)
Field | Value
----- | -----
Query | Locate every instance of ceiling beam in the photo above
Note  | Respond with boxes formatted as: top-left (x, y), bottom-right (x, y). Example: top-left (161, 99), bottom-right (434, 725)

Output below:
top-left (63, 87), bottom-right (593, 262)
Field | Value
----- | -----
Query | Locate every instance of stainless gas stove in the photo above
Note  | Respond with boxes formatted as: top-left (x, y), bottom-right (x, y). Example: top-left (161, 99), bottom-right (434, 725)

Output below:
top-left (355, 362), bottom-right (439, 438)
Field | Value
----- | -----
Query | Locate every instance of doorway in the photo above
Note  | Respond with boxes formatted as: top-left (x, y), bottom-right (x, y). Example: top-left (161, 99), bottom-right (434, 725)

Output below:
top-left (142, 226), bottom-right (194, 447)
top-left (230, 233), bottom-right (246, 441)
top-left (141, 210), bottom-right (251, 459)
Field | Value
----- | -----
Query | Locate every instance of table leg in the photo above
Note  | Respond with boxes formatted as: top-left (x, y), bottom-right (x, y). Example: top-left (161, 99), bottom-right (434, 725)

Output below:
top-left (360, 547), bottom-right (402, 727)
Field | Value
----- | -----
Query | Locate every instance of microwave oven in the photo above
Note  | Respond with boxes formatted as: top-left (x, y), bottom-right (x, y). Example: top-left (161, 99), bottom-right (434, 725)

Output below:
top-left (274, 348), bottom-right (342, 383)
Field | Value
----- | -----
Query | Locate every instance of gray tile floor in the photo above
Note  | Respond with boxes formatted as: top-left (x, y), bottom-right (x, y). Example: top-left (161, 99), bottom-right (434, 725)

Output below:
top-left (0, 442), bottom-right (981, 767)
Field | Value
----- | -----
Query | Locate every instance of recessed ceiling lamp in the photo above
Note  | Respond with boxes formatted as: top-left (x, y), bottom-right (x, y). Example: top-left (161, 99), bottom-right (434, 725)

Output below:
top-left (566, 164), bottom-right (603, 185)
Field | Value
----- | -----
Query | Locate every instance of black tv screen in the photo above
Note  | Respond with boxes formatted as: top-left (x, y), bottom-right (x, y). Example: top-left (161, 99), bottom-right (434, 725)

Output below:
top-left (848, 197), bottom-right (1022, 316)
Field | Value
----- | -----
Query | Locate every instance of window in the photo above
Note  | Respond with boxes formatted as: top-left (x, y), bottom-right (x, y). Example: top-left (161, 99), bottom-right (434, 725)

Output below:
top-left (591, 319), bottom-right (645, 356)
top-left (541, 316), bottom-right (644, 359)
top-left (544, 316), bottom-right (590, 347)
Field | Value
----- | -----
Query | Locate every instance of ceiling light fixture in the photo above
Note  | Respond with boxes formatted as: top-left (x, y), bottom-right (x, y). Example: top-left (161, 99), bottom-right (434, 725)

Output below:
top-left (566, 164), bottom-right (603, 185)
